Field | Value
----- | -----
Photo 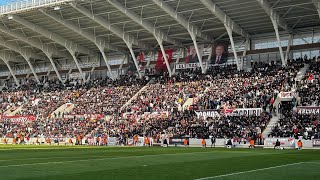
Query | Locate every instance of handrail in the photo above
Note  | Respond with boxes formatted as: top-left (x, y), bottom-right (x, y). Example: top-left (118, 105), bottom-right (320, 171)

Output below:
top-left (0, 0), bottom-right (74, 15)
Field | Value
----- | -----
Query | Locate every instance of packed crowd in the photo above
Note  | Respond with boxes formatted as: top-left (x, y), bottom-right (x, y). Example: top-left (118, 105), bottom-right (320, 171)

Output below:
top-left (197, 62), bottom-right (299, 112)
top-left (269, 112), bottom-right (320, 140)
top-left (297, 60), bottom-right (320, 106)
top-left (269, 58), bottom-right (320, 139)
top-left (121, 73), bottom-right (209, 114)
top-left (1, 57), bottom-right (318, 145)
top-left (69, 75), bottom-right (148, 116)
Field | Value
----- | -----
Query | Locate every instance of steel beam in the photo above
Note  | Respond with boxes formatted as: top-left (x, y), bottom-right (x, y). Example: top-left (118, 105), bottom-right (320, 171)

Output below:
top-left (0, 24), bottom-right (70, 58)
top-left (271, 19), bottom-right (286, 66)
top-left (151, 0), bottom-right (212, 41)
top-left (108, 0), bottom-right (180, 76)
top-left (40, 9), bottom-right (117, 79)
top-left (107, 0), bottom-right (182, 47)
top-left (0, 38), bottom-right (41, 83)
top-left (172, 49), bottom-right (182, 75)
top-left (256, 0), bottom-right (290, 66)
top-left (9, 14), bottom-right (96, 82)
top-left (0, 52), bottom-right (20, 86)
top-left (0, 38), bottom-right (46, 61)
top-left (70, 3), bottom-right (149, 49)
top-left (285, 34), bottom-right (293, 64)
top-left (70, 2), bottom-right (148, 78)
top-left (256, 0), bottom-right (292, 32)
top-left (152, 0), bottom-right (208, 73)
top-left (225, 25), bottom-right (240, 71)
top-left (200, 0), bottom-right (250, 38)
top-left (312, 0), bottom-right (320, 19)
top-left (241, 39), bottom-right (250, 70)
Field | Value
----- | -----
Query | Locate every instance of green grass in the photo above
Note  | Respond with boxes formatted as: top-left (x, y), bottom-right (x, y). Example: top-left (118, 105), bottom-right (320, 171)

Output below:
top-left (0, 145), bottom-right (319, 180)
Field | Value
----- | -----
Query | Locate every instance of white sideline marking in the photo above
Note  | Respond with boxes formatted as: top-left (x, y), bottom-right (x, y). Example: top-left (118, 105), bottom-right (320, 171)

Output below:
top-left (0, 151), bottom-right (226, 168)
top-left (194, 162), bottom-right (305, 180)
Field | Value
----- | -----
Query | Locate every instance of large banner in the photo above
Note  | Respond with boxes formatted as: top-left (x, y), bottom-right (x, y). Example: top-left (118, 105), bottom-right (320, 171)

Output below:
top-left (312, 139), bottom-right (320, 147)
top-left (0, 115), bottom-right (36, 124)
top-left (195, 108), bottom-right (263, 119)
top-left (175, 62), bottom-right (206, 70)
top-left (210, 41), bottom-right (229, 65)
top-left (296, 106), bottom-right (320, 114)
top-left (185, 45), bottom-right (204, 64)
top-left (63, 114), bottom-right (105, 120)
top-left (107, 137), bottom-right (117, 146)
top-left (264, 138), bottom-right (296, 147)
top-left (169, 138), bottom-right (185, 145)
top-left (155, 48), bottom-right (173, 71)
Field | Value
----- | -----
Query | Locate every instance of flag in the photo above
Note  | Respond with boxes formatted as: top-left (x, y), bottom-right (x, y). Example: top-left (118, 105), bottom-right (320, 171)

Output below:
top-left (185, 47), bottom-right (190, 63)
top-left (137, 52), bottom-right (145, 63)
top-left (156, 48), bottom-right (173, 71)
top-left (308, 74), bottom-right (314, 81)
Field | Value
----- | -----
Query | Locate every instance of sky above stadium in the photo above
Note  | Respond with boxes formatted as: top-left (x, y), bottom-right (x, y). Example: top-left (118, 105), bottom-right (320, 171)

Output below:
top-left (0, 0), bottom-right (25, 6)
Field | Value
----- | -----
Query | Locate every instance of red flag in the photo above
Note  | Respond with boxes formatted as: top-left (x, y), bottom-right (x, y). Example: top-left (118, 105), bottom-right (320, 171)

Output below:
top-left (156, 48), bottom-right (173, 71)
top-left (308, 74), bottom-right (314, 81)
top-left (185, 47), bottom-right (190, 63)
top-left (137, 52), bottom-right (145, 63)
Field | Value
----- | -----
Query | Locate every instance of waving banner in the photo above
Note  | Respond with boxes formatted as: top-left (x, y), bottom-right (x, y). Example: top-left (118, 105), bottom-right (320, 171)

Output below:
top-left (0, 115), bottom-right (36, 124)
top-left (297, 106), bottom-right (320, 114)
top-left (195, 108), bottom-right (263, 119)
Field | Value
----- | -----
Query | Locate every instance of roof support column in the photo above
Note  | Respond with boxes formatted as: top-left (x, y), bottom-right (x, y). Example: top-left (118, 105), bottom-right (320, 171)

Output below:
top-left (118, 55), bottom-right (127, 77)
top-left (312, 0), bottom-right (320, 19)
top-left (9, 14), bottom-right (99, 82)
top-left (146, 51), bottom-right (153, 68)
top-left (225, 25), bottom-right (240, 71)
top-left (70, 3), bottom-right (149, 78)
top-left (271, 19), bottom-right (286, 66)
top-left (285, 34), bottom-right (293, 64)
top-left (206, 45), bottom-right (213, 71)
top-left (156, 38), bottom-right (173, 77)
top-left (241, 39), bottom-right (250, 70)
top-left (98, 47), bottom-right (116, 79)
top-left (67, 48), bottom-right (86, 82)
top-left (46, 54), bottom-right (62, 82)
top-left (172, 49), bottom-right (182, 75)
top-left (0, 24), bottom-right (67, 83)
top-left (127, 43), bottom-right (142, 78)
top-left (107, 0), bottom-right (183, 77)
top-left (0, 53), bottom-right (20, 86)
top-left (21, 54), bottom-right (40, 83)
top-left (151, 0), bottom-right (210, 74)
top-left (190, 34), bottom-right (206, 73)
top-left (118, 55), bottom-right (127, 72)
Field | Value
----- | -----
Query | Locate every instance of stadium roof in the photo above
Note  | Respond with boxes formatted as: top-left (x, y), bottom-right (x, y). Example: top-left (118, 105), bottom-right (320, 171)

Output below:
top-left (0, 0), bottom-right (319, 65)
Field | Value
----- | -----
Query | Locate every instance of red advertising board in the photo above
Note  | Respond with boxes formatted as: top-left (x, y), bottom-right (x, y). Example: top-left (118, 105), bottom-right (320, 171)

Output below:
top-left (0, 115), bottom-right (36, 124)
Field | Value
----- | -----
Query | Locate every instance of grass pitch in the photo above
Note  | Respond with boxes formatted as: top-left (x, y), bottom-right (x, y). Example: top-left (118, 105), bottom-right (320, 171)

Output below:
top-left (0, 145), bottom-right (320, 180)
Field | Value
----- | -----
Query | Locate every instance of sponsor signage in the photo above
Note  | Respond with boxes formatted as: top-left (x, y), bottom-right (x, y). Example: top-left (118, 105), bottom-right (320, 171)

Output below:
top-left (312, 139), bottom-right (320, 147)
top-left (297, 106), bottom-right (320, 114)
top-left (0, 115), bottom-right (36, 124)
top-left (195, 108), bottom-right (263, 119)
top-left (175, 63), bottom-right (205, 70)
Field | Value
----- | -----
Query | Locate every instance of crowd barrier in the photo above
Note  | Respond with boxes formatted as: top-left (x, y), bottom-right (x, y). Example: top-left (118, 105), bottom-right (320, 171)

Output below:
top-left (0, 137), bottom-right (318, 148)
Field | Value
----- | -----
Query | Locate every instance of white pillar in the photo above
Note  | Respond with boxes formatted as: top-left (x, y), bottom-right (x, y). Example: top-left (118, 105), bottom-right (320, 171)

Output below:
top-left (172, 49), bottom-right (182, 75)
top-left (3, 61), bottom-right (20, 86)
top-left (271, 19), bottom-right (286, 66)
top-left (156, 39), bottom-right (173, 77)
top-left (241, 39), bottom-right (250, 70)
top-left (127, 44), bottom-right (142, 78)
top-left (285, 34), bottom-right (293, 64)
top-left (225, 25), bottom-right (240, 71)
top-left (191, 34), bottom-right (206, 73)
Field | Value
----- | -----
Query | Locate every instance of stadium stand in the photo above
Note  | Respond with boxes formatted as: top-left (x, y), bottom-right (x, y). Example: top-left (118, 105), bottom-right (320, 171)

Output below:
top-left (0, 0), bottom-right (319, 150)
